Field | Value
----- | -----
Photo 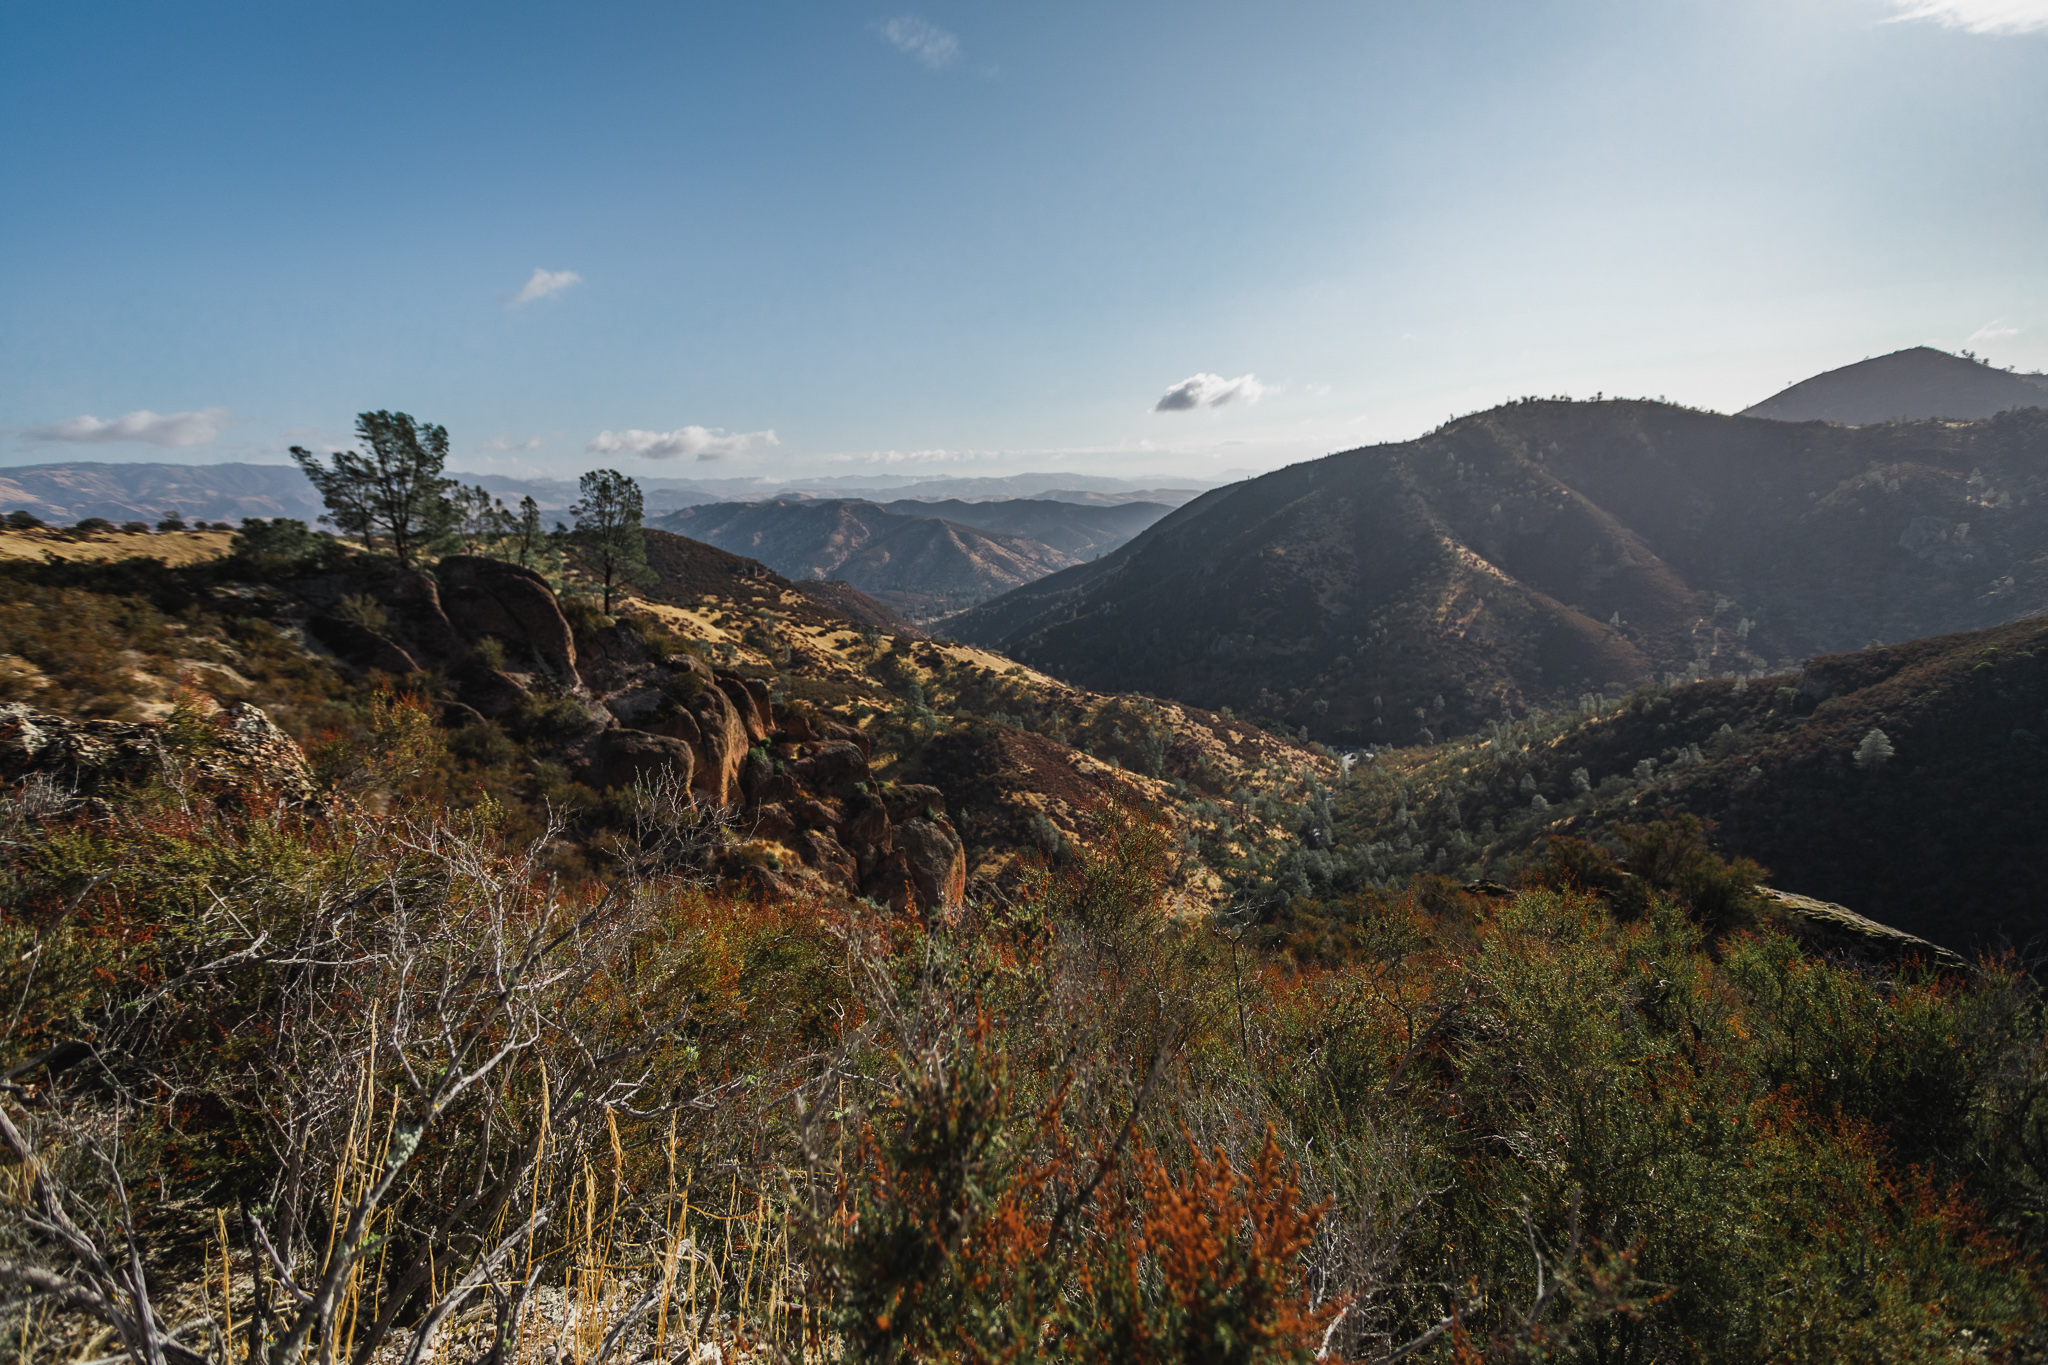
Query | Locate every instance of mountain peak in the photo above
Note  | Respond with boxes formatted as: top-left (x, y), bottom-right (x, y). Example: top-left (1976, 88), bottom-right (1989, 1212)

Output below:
top-left (1740, 346), bottom-right (2048, 425)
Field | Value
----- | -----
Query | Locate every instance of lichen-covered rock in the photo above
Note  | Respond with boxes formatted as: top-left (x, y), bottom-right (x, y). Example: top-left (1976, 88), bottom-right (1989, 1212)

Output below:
top-left (436, 556), bottom-right (579, 682)
top-left (0, 700), bottom-right (315, 805)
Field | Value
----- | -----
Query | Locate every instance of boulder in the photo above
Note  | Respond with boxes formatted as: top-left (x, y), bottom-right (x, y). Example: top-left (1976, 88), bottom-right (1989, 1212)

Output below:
top-left (1, 700), bottom-right (315, 805)
top-left (454, 663), bottom-right (532, 721)
top-left (604, 687), bottom-right (666, 729)
top-left (771, 703), bottom-right (818, 743)
top-left (749, 803), bottom-right (797, 843)
top-left (436, 556), bottom-right (578, 682)
top-left (896, 817), bottom-right (967, 912)
top-left (883, 783), bottom-right (947, 824)
top-left (578, 728), bottom-right (696, 795)
top-left (742, 677), bottom-right (774, 730)
top-left (793, 742), bottom-right (872, 801)
top-left (793, 828), bottom-right (859, 890)
top-left (863, 816), bottom-right (966, 915)
top-left (792, 797), bottom-right (843, 831)
top-left (306, 617), bottom-right (421, 675)
top-left (643, 700), bottom-right (704, 748)
top-left (685, 684), bottom-right (750, 807)
top-left (841, 790), bottom-right (891, 850)
top-left (378, 569), bottom-right (463, 667)
top-left (716, 677), bottom-right (768, 743)
top-left (824, 720), bottom-right (871, 760)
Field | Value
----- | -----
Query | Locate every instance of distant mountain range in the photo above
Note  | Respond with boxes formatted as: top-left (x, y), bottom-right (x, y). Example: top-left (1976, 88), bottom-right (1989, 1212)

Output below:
top-left (1741, 346), bottom-right (2048, 424)
top-left (0, 462), bottom-right (327, 525)
top-left (953, 399), bottom-right (2048, 746)
top-left (0, 461), bottom-right (1207, 525)
top-left (652, 498), bottom-right (1173, 619)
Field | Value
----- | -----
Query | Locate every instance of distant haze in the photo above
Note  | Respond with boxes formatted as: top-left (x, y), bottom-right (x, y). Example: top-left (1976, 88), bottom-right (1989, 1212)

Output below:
top-left (0, 462), bottom-right (1205, 527)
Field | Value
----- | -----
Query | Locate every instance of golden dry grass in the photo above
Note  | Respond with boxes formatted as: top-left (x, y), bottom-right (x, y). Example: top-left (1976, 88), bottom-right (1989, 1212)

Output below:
top-left (0, 528), bottom-right (235, 565)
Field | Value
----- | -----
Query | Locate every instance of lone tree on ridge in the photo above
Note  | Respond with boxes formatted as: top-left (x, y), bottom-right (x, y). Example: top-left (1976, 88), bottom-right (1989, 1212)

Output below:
top-left (291, 411), bottom-right (458, 568)
top-left (570, 469), bottom-right (656, 613)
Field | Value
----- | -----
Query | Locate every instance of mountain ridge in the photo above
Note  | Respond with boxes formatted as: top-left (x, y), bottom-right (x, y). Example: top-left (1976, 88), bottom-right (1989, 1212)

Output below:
top-left (953, 399), bottom-right (2048, 746)
top-left (1741, 345), bottom-right (2048, 424)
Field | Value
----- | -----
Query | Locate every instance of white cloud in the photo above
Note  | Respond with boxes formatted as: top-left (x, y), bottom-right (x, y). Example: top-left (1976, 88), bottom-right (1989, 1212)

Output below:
top-left (876, 15), bottom-right (961, 69)
top-left (1966, 320), bottom-right (2023, 345)
top-left (512, 268), bottom-right (583, 304)
top-left (586, 426), bottom-right (780, 461)
top-left (1151, 373), bottom-right (1266, 412)
top-left (25, 407), bottom-right (230, 447)
top-left (1886, 0), bottom-right (2048, 34)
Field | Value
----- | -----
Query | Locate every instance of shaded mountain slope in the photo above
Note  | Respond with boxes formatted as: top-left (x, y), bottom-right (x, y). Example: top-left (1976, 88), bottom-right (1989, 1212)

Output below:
top-left (953, 400), bottom-right (2048, 745)
top-left (877, 497), bottom-right (1171, 559)
top-left (1261, 617), bottom-right (2048, 954)
top-left (1741, 346), bottom-right (2048, 424)
top-left (653, 499), bottom-right (1080, 618)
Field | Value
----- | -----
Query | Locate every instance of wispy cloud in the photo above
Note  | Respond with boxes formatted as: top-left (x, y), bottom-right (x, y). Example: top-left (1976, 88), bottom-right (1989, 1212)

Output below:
top-left (512, 268), bottom-right (583, 304)
top-left (1886, 0), bottom-right (2048, 34)
top-left (1967, 319), bottom-right (2023, 345)
top-left (586, 426), bottom-right (779, 461)
top-left (25, 407), bottom-right (230, 447)
top-left (478, 433), bottom-right (545, 453)
top-left (1151, 373), bottom-right (1266, 413)
top-left (826, 447), bottom-right (1008, 466)
top-left (875, 15), bottom-right (961, 69)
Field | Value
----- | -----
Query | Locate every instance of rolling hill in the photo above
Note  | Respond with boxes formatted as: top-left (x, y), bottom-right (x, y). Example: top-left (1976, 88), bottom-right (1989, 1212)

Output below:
top-left (876, 497), bottom-right (1170, 559)
top-left (651, 499), bottom-right (1090, 619)
top-left (1741, 346), bottom-right (2048, 424)
top-left (952, 399), bottom-right (2048, 746)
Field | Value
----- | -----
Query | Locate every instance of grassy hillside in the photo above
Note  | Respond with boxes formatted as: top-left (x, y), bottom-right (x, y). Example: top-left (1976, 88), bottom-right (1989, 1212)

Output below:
top-left (955, 400), bottom-right (2048, 747)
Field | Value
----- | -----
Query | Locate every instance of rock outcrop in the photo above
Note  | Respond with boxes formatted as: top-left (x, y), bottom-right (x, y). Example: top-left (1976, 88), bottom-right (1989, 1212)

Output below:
top-left (305, 617), bottom-right (422, 675)
top-left (577, 727), bottom-right (695, 795)
top-left (1757, 887), bottom-right (1969, 972)
top-left (436, 556), bottom-right (579, 681)
top-left (0, 700), bottom-right (315, 805)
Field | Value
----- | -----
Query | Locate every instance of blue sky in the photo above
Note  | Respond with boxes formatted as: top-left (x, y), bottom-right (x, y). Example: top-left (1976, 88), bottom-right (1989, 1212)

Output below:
top-left (3, 0), bottom-right (2045, 483)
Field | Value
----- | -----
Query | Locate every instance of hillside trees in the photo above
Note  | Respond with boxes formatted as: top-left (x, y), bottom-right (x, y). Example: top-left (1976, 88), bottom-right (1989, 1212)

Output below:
top-left (290, 411), bottom-right (458, 567)
top-left (571, 469), bottom-right (657, 613)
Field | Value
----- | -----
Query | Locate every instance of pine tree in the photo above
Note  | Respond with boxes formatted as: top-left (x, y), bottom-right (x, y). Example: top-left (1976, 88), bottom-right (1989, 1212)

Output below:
top-left (291, 411), bottom-right (457, 567)
top-left (569, 469), bottom-right (657, 613)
